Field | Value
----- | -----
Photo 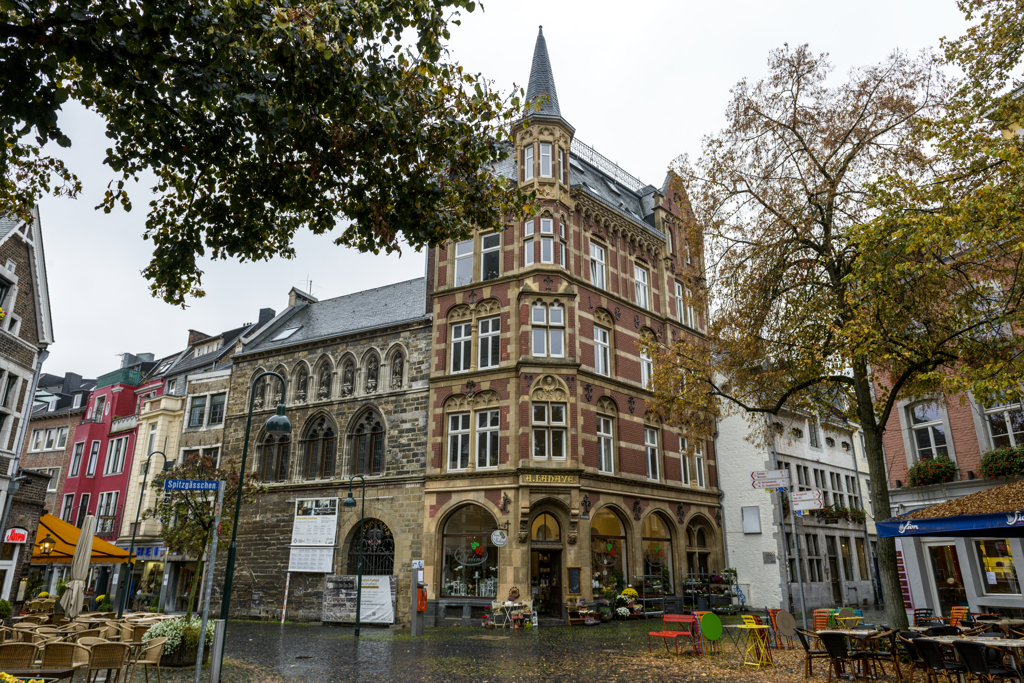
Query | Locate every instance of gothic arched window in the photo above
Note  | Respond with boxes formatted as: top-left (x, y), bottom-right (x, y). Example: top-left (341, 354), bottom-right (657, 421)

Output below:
top-left (352, 412), bottom-right (384, 475)
top-left (302, 417), bottom-right (336, 480)
top-left (257, 433), bottom-right (290, 482)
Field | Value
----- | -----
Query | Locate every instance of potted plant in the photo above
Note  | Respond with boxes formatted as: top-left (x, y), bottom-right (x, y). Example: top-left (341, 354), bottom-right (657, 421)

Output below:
top-left (907, 455), bottom-right (957, 487)
top-left (142, 616), bottom-right (214, 667)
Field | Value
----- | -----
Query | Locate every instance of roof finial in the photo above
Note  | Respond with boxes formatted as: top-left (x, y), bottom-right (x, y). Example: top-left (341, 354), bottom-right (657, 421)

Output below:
top-left (539, 25), bottom-right (543, 35)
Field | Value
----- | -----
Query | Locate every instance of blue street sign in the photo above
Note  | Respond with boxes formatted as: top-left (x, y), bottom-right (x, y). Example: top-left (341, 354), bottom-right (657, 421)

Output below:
top-left (163, 479), bottom-right (220, 491)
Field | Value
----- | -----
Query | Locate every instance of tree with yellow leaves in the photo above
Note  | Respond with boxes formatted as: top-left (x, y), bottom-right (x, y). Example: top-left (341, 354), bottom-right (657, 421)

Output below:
top-left (642, 35), bottom-right (1024, 630)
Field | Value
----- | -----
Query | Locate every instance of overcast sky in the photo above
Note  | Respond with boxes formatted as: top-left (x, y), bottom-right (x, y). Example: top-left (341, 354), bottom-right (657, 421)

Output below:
top-left (37, 0), bottom-right (966, 379)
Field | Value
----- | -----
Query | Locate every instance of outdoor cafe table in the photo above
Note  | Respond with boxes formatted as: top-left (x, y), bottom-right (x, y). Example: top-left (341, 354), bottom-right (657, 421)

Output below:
top-left (836, 616), bottom-right (864, 628)
top-left (816, 629), bottom-right (881, 652)
top-left (497, 603), bottom-right (526, 629)
top-left (923, 636), bottom-right (1024, 669)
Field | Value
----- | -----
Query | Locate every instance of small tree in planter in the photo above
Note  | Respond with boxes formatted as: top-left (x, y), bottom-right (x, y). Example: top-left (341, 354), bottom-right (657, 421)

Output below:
top-left (145, 451), bottom-right (265, 621)
top-left (980, 446), bottom-right (1024, 479)
top-left (907, 456), bottom-right (957, 487)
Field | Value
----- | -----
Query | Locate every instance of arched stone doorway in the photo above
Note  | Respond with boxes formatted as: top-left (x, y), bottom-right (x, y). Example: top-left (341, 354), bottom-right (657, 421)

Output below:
top-left (346, 518), bottom-right (395, 576)
top-left (530, 512), bottom-right (563, 618)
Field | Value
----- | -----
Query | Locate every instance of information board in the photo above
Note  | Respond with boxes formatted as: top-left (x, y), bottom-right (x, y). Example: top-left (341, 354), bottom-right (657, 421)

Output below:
top-left (291, 498), bottom-right (339, 546)
top-left (288, 546), bottom-right (335, 573)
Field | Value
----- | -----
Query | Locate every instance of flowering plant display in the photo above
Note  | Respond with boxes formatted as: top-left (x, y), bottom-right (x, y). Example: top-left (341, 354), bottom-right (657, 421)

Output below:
top-left (619, 588), bottom-right (639, 600)
top-left (1, 674), bottom-right (42, 683)
top-left (142, 615), bottom-right (214, 654)
top-left (615, 607), bottom-right (630, 618)
top-left (907, 455), bottom-right (957, 487)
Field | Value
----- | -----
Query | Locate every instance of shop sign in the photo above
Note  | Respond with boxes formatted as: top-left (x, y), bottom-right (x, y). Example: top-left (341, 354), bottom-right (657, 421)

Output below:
top-left (3, 528), bottom-right (27, 544)
top-left (490, 529), bottom-right (508, 547)
top-left (519, 473), bottom-right (579, 486)
top-left (291, 498), bottom-right (339, 546)
top-left (117, 545), bottom-right (167, 559)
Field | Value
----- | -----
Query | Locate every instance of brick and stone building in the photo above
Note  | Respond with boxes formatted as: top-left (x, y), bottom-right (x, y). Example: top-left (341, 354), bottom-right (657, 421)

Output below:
top-left (21, 373), bottom-right (94, 515)
top-left (217, 280), bottom-right (431, 624)
top-left (882, 389), bottom-right (1024, 617)
top-left (421, 28), bottom-right (722, 625)
top-left (0, 207), bottom-right (55, 603)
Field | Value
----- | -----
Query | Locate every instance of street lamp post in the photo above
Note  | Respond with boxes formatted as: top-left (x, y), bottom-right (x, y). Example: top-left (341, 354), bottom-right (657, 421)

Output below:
top-left (342, 475), bottom-right (366, 637)
top-left (118, 449), bottom-right (174, 618)
top-left (220, 372), bottom-right (291, 621)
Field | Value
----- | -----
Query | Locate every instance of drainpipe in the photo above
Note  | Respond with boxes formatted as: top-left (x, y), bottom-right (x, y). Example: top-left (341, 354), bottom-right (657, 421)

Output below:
top-left (0, 349), bottom-right (48, 540)
top-left (714, 417), bottom-right (729, 569)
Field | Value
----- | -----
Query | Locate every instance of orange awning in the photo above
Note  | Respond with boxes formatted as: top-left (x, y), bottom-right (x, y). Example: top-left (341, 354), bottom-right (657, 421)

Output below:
top-left (30, 514), bottom-right (134, 565)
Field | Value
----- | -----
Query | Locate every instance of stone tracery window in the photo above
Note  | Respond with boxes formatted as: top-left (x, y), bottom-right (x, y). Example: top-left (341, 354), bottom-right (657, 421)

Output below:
top-left (352, 411), bottom-right (384, 475)
top-left (302, 416), bottom-right (336, 480)
top-left (257, 433), bottom-right (290, 482)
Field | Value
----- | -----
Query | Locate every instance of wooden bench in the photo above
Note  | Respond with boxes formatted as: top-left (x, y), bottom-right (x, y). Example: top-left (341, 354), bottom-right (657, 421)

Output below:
top-left (648, 614), bottom-right (698, 656)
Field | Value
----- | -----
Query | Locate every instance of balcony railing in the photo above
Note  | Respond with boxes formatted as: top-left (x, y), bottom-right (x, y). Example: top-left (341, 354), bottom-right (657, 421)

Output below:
top-left (110, 414), bottom-right (138, 433)
top-left (96, 368), bottom-right (145, 389)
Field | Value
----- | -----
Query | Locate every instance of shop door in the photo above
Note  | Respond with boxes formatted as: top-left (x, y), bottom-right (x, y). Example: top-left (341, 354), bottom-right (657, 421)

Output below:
top-left (825, 536), bottom-right (842, 603)
top-left (531, 550), bottom-right (562, 618)
top-left (927, 544), bottom-right (967, 615)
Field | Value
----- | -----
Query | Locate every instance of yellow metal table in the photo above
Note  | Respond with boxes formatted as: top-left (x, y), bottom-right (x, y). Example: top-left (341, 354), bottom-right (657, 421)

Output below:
top-left (737, 624), bottom-right (772, 668)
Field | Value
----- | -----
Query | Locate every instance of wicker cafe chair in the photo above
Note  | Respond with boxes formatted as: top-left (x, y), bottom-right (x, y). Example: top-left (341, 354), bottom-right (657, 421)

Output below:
top-left (914, 638), bottom-right (967, 683)
top-left (120, 623), bottom-right (135, 643)
top-left (73, 628), bottom-right (104, 642)
top-left (78, 637), bottom-right (110, 648)
top-left (863, 629), bottom-right (900, 681)
top-left (953, 640), bottom-right (1020, 683)
top-left (0, 642), bottom-right (41, 669)
top-left (85, 642), bottom-right (130, 683)
top-left (131, 623), bottom-right (152, 642)
top-left (795, 628), bottom-right (829, 678)
top-left (128, 636), bottom-right (166, 683)
top-left (820, 631), bottom-right (873, 683)
top-left (42, 641), bottom-right (91, 671)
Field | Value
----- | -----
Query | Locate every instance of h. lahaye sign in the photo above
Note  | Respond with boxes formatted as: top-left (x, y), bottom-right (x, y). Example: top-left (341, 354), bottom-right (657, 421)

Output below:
top-left (4, 527), bottom-right (28, 544)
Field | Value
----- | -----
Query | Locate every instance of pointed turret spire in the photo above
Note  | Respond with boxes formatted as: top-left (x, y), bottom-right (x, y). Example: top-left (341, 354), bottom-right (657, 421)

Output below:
top-left (526, 26), bottom-right (562, 118)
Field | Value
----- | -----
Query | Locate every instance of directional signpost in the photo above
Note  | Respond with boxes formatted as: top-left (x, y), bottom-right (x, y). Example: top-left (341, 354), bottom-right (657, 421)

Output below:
top-left (791, 489), bottom-right (825, 511)
top-left (750, 470), bottom-right (789, 489)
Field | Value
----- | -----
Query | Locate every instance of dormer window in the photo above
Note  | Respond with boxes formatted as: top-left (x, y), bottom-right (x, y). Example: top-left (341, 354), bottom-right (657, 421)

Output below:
top-left (540, 143), bottom-right (552, 178)
top-left (73, 393), bottom-right (82, 409)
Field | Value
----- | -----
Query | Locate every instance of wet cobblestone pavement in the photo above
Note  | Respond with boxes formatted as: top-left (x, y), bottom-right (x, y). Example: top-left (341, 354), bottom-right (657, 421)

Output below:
top-left (156, 619), bottom-right (750, 683)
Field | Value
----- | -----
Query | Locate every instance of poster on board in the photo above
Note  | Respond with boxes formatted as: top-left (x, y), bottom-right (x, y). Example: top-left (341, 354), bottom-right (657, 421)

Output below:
top-left (288, 546), bottom-right (335, 573)
top-left (291, 498), bottom-right (339, 546)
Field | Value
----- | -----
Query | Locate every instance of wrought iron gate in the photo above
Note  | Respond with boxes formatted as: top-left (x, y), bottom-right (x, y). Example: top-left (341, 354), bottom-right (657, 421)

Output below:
top-left (347, 519), bottom-right (395, 575)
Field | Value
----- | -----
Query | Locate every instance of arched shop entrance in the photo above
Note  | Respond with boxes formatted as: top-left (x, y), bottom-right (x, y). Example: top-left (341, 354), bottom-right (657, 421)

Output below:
top-left (530, 512), bottom-right (562, 618)
top-left (591, 508), bottom-right (628, 598)
top-left (642, 513), bottom-right (675, 596)
top-left (440, 505), bottom-right (499, 599)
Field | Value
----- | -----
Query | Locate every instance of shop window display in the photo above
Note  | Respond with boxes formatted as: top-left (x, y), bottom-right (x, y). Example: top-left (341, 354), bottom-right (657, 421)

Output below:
top-left (975, 539), bottom-right (1020, 595)
top-left (591, 509), bottom-right (627, 598)
top-left (642, 514), bottom-right (673, 595)
top-left (442, 505), bottom-right (499, 598)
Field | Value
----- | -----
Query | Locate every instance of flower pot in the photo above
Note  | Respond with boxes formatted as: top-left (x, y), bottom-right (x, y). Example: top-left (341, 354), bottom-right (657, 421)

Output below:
top-left (160, 646), bottom-right (211, 668)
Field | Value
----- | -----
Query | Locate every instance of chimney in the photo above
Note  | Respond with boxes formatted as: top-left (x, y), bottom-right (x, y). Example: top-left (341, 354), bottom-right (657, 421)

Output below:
top-left (188, 329), bottom-right (210, 346)
top-left (258, 308), bottom-right (276, 326)
top-left (61, 372), bottom-right (82, 395)
top-left (121, 353), bottom-right (138, 369)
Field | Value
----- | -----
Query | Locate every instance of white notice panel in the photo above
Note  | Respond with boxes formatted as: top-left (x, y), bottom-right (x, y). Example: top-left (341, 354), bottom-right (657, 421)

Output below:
top-left (288, 546), bottom-right (334, 573)
top-left (291, 498), bottom-right (339, 546)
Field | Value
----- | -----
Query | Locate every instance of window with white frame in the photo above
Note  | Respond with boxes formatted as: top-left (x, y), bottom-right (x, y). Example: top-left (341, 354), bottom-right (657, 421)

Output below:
top-left (97, 491), bottom-right (119, 533)
top-left (478, 317), bottom-right (500, 369)
top-left (103, 436), bottom-right (129, 475)
top-left (147, 423), bottom-right (157, 455)
top-left (559, 148), bottom-right (566, 183)
top-left (590, 242), bottom-right (606, 290)
top-left (540, 143), bottom-right (552, 177)
top-left (594, 326), bottom-right (610, 376)
top-left (524, 237), bottom-right (535, 266)
top-left (476, 410), bottom-right (499, 469)
top-left (532, 402), bottom-right (566, 459)
top-left (685, 288), bottom-right (696, 328)
top-left (43, 468), bottom-right (59, 492)
top-left (86, 441), bottom-right (100, 476)
top-left (451, 322), bottom-right (472, 373)
top-left (209, 393), bottom-right (226, 425)
top-left (641, 348), bottom-right (653, 389)
top-left (69, 442), bottom-right (84, 477)
top-left (694, 441), bottom-right (705, 488)
top-left (538, 218), bottom-right (565, 267)
top-left (454, 239), bottom-right (474, 287)
top-left (597, 415), bottom-right (614, 473)
top-left (531, 303), bottom-right (564, 358)
top-left (30, 429), bottom-right (44, 451)
top-left (524, 145), bottom-right (534, 181)
top-left (524, 219), bottom-right (534, 237)
top-left (56, 427), bottom-right (67, 449)
top-left (447, 413), bottom-right (471, 471)
top-left (61, 494), bottom-right (74, 522)
top-left (481, 233), bottom-right (501, 282)
top-left (910, 402), bottom-right (949, 461)
top-left (645, 427), bottom-right (660, 480)
top-left (680, 436), bottom-right (690, 485)
top-left (189, 395), bottom-right (207, 427)
top-left (675, 282), bottom-right (685, 321)
top-left (72, 393), bottom-right (82, 409)
top-left (985, 401), bottom-right (1024, 449)
top-left (1, 374), bottom-right (17, 409)
top-left (634, 265), bottom-right (649, 309)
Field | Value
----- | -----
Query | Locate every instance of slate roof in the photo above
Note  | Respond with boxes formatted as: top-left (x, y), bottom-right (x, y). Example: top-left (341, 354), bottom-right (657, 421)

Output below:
top-left (31, 403), bottom-right (86, 419)
top-left (0, 216), bottom-right (22, 243)
top-left (526, 27), bottom-right (561, 119)
top-left (242, 278), bottom-right (429, 355)
top-left (163, 323), bottom-right (253, 378)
